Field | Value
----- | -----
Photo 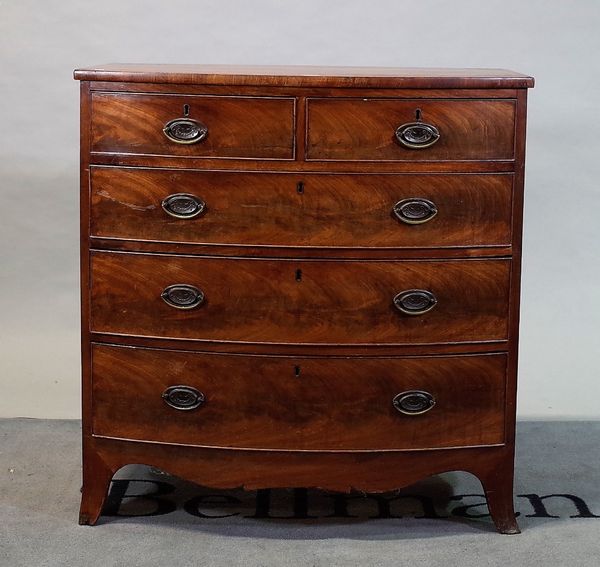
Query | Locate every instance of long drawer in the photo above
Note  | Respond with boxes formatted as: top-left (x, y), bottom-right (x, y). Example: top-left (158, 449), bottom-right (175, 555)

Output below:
top-left (91, 344), bottom-right (507, 451)
top-left (90, 93), bottom-right (296, 159)
top-left (90, 252), bottom-right (510, 345)
top-left (90, 167), bottom-right (513, 249)
top-left (306, 98), bottom-right (516, 161)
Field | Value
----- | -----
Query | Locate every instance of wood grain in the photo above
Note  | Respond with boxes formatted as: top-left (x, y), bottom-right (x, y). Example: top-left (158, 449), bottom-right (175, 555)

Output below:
top-left (307, 98), bottom-right (516, 161)
top-left (504, 90), bottom-right (529, 448)
top-left (89, 238), bottom-right (513, 260)
top-left (91, 93), bottom-right (296, 159)
top-left (74, 64), bottom-right (534, 89)
top-left (89, 333), bottom-right (509, 357)
top-left (91, 344), bottom-right (506, 451)
top-left (81, 434), bottom-right (520, 533)
top-left (90, 167), bottom-right (513, 249)
top-left (86, 81), bottom-right (520, 99)
top-left (90, 252), bottom-right (511, 345)
top-left (89, 152), bottom-right (515, 173)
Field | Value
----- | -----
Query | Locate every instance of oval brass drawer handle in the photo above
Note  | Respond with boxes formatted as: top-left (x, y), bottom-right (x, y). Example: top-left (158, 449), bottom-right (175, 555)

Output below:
top-left (393, 289), bottom-right (437, 315)
top-left (163, 118), bottom-right (208, 144)
top-left (162, 193), bottom-right (206, 219)
top-left (393, 390), bottom-right (435, 415)
top-left (393, 198), bottom-right (438, 225)
top-left (395, 121), bottom-right (440, 149)
top-left (161, 284), bottom-right (205, 310)
top-left (162, 385), bottom-right (205, 411)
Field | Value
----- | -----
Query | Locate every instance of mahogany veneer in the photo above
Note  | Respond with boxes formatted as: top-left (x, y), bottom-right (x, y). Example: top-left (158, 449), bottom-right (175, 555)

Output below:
top-left (92, 345), bottom-right (507, 451)
top-left (91, 93), bottom-right (296, 159)
top-left (90, 168), bottom-right (514, 249)
top-left (306, 98), bottom-right (516, 161)
top-left (75, 65), bottom-right (533, 534)
top-left (90, 253), bottom-right (510, 345)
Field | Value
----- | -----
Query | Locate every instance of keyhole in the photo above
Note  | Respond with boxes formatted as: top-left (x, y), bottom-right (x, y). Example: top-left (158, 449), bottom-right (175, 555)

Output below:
top-left (294, 365), bottom-right (301, 378)
top-left (295, 269), bottom-right (302, 282)
top-left (183, 104), bottom-right (190, 117)
top-left (296, 181), bottom-right (304, 194)
top-left (415, 108), bottom-right (422, 121)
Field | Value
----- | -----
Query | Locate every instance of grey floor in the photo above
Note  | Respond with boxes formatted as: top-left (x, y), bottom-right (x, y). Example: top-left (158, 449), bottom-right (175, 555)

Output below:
top-left (1, 419), bottom-right (599, 566)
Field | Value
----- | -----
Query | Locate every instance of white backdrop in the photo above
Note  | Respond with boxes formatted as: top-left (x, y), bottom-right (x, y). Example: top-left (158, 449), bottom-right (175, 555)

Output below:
top-left (1, 0), bottom-right (599, 418)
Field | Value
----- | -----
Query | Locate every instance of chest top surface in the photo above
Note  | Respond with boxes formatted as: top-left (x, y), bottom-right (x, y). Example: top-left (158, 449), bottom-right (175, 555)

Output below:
top-left (74, 64), bottom-right (534, 89)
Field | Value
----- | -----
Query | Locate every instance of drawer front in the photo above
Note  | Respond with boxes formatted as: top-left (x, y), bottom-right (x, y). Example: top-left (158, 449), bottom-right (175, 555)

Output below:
top-left (90, 93), bottom-right (296, 159)
top-left (92, 344), bottom-right (507, 451)
top-left (90, 252), bottom-right (510, 345)
top-left (306, 98), bottom-right (516, 161)
top-left (91, 167), bottom-right (513, 249)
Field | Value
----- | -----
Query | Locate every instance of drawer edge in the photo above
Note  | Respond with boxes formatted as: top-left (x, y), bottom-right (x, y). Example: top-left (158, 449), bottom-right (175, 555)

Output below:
top-left (91, 433), bottom-right (505, 453)
top-left (89, 335), bottom-right (509, 358)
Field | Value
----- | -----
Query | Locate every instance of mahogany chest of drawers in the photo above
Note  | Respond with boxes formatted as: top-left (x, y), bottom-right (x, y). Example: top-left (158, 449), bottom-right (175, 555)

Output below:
top-left (74, 65), bottom-right (534, 533)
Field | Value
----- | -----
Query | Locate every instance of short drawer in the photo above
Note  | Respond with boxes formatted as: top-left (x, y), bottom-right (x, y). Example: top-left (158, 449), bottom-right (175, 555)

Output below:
top-left (306, 98), bottom-right (516, 161)
top-left (91, 344), bottom-right (507, 451)
top-left (90, 167), bottom-right (513, 249)
top-left (90, 252), bottom-right (510, 345)
top-left (90, 93), bottom-right (296, 159)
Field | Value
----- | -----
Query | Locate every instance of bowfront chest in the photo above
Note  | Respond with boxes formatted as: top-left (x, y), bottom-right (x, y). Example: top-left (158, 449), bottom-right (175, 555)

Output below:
top-left (74, 65), bottom-right (533, 533)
